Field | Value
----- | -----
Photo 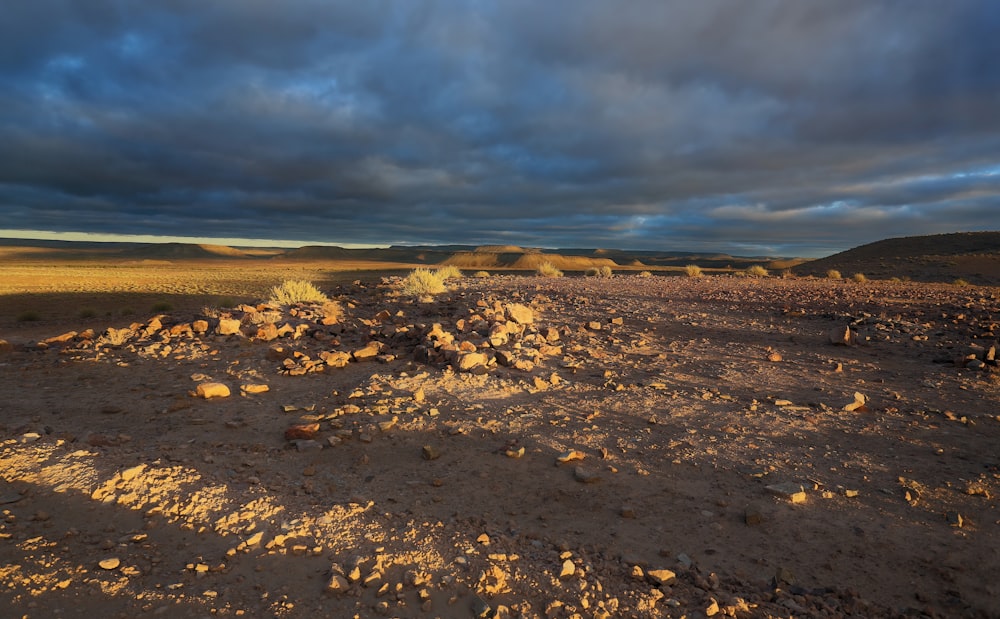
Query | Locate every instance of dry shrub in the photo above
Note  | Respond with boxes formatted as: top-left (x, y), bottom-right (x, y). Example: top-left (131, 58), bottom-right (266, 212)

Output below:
top-left (320, 300), bottom-right (344, 322)
top-left (852, 273), bottom-right (868, 283)
top-left (953, 278), bottom-right (970, 287)
top-left (637, 270), bottom-right (653, 278)
top-left (536, 262), bottom-right (564, 277)
top-left (436, 265), bottom-right (463, 280)
top-left (585, 266), bottom-right (614, 278)
top-left (745, 265), bottom-right (769, 278)
top-left (269, 280), bottom-right (328, 305)
top-left (826, 269), bottom-right (842, 280)
top-left (781, 269), bottom-right (795, 279)
top-left (684, 264), bottom-right (703, 278)
top-left (474, 271), bottom-right (491, 278)
top-left (399, 268), bottom-right (447, 296)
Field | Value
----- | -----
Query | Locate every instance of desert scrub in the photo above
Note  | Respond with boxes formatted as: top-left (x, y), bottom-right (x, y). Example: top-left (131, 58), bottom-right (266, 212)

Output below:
top-left (585, 266), bottom-right (613, 278)
top-left (319, 300), bottom-right (344, 323)
top-left (474, 270), bottom-right (491, 278)
top-left (852, 273), bottom-right (868, 283)
top-left (399, 268), bottom-right (447, 296)
top-left (536, 261), bottom-right (564, 277)
top-left (780, 269), bottom-right (795, 279)
top-left (745, 265), bottom-right (769, 278)
top-left (17, 310), bottom-right (40, 322)
top-left (684, 264), bottom-right (703, 278)
top-left (953, 278), bottom-right (970, 287)
top-left (826, 269), bottom-right (842, 280)
top-left (436, 265), bottom-right (463, 280)
top-left (637, 270), bottom-right (652, 278)
top-left (269, 280), bottom-right (328, 305)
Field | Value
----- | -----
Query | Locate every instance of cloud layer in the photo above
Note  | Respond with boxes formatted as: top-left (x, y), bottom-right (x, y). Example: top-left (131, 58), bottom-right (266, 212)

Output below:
top-left (2, 1), bottom-right (999, 256)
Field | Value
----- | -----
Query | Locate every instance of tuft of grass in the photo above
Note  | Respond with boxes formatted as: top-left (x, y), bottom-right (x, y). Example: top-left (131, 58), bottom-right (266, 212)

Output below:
top-left (17, 310), bottom-right (40, 322)
top-left (536, 261), bottom-right (564, 278)
top-left (269, 280), bottom-right (328, 305)
top-left (78, 308), bottom-right (97, 319)
top-left (745, 265), bottom-right (769, 278)
top-left (826, 269), bottom-right (842, 280)
top-left (953, 278), bottom-right (970, 287)
top-left (599, 265), bottom-right (613, 278)
top-left (320, 300), bottom-right (344, 322)
top-left (852, 273), bottom-right (867, 283)
top-left (781, 269), bottom-right (795, 279)
top-left (585, 266), bottom-right (613, 278)
top-left (637, 270), bottom-right (652, 278)
top-left (684, 264), bottom-right (703, 278)
top-left (399, 268), bottom-right (447, 296)
top-left (435, 265), bottom-right (463, 280)
top-left (473, 270), bottom-right (491, 278)
top-left (151, 301), bottom-right (173, 312)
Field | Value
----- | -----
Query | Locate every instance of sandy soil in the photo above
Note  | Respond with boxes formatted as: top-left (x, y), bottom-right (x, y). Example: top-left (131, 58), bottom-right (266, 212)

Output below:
top-left (2, 272), bottom-right (999, 618)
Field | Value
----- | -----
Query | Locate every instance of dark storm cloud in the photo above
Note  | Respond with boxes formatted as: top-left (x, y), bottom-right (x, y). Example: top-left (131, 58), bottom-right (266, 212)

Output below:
top-left (1, 0), bottom-right (998, 256)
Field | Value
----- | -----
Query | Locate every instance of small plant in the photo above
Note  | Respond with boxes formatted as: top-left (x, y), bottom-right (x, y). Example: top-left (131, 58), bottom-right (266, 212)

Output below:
top-left (852, 273), bottom-right (867, 283)
top-left (151, 301), bottom-right (173, 312)
top-left (637, 270), bottom-right (653, 278)
top-left (78, 308), bottom-right (97, 319)
top-left (269, 280), bottom-right (328, 305)
top-left (953, 278), bottom-right (970, 287)
top-left (474, 271), bottom-right (491, 278)
top-left (745, 265), bottom-right (769, 278)
top-left (781, 269), bottom-right (795, 279)
top-left (599, 265), bottom-right (613, 278)
top-left (536, 261), bottom-right (564, 278)
top-left (17, 310), bottom-right (40, 322)
top-left (585, 267), bottom-right (599, 277)
top-left (826, 269), bottom-right (842, 280)
top-left (399, 268), bottom-right (447, 296)
top-left (436, 265), bottom-right (463, 280)
top-left (684, 264), bottom-right (703, 278)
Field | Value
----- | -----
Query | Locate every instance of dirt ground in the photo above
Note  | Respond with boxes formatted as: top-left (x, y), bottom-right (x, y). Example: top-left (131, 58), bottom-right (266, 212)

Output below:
top-left (2, 268), bottom-right (999, 618)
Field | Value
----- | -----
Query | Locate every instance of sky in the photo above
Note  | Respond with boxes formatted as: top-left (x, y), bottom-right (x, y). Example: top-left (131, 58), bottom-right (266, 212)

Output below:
top-left (1, 1), bottom-right (999, 258)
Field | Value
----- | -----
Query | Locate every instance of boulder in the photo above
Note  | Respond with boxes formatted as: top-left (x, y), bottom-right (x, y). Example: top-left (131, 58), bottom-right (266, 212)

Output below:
top-left (217, 318), bottom-right (242, 336)
top-left (196, 382), bottom-right (231, 399)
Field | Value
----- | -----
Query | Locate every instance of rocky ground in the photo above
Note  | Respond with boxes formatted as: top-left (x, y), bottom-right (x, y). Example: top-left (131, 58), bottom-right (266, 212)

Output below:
top-left (1, 274), bottom-right (999, 618)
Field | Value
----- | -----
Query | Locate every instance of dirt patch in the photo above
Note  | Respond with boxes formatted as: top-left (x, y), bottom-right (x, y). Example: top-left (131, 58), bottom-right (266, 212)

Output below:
top-left (1, 274), bottom-right (999, 618)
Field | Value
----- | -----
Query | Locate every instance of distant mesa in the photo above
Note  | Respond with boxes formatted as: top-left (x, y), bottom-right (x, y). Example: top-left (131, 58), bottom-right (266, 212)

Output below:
top-left (474, 245), bottom-right (525, 253)
top-left (793, 231), bottom-right (1000, 285)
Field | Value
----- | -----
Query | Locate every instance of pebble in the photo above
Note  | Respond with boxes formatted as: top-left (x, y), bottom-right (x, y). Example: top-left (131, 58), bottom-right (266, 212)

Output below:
top-left (559, 560), bottom-right (575, 579)
top-left (573, 466), bottom-right (600, 483)
top-left (422, 445), bottom-right (441, 461)
top-left (744, 501), bottom-right (765, 525)
top-left (766, 482), bottom-right (807, 503)
top-left (196, 382), bottom-right (231, 399)
top-left (98, 558), bottom-right (121, 570)
top-left (647, 568), bottom-right (676, 585)
top-left (556, 450), bottom-right (586, 464)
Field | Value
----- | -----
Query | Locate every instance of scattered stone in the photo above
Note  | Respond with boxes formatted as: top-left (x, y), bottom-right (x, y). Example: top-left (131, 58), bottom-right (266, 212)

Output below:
top-left (422, 445), bottom-right (441, 461)
top-left (843, 391), bottom-right (868, 412)
top-left (844, 489), bottom-right (860, 498)
top-left (705, 598), bottom-right (720, 617)
top-left (457, 352), bottom-right (489, 372)
top-left (98, 558), bottom-right (121, 570)
top-left (241, 383), bottom-right (270, 394)
top-left (505, 446), bottom-right (525, 459)
top-left (284, 423), bottom-right (320, 441)
top-left (556, 449), bottom-right (586, 464)
top-left (217, 318), bottom-right (242, 336)
top-left (647, 568), bottom-right (676, 585)
top-left (573, 466), bottom-right (601, 483)
top-left (767, 352), bottom-right (783, 362)
top-left (196, 382), bottom-right (231, 399)
top-left (326, 574), bottom-right (350, 593)
top-left (829, 325), bottom-right (854, 345)
top-left (505, 303), bottom-right (534, 325)
top-left (744, 501), bottom-right (765, 525)
top-left (559, 559), bottom-right (575, 579)
top-left (946, 511), bottom-right (964, 528)
top-left (352, 342), bottom-right (382, 361)
top-left (765, 482), bottom-right (807, 503)
top-left (620, 505), bottom-right (636, 519)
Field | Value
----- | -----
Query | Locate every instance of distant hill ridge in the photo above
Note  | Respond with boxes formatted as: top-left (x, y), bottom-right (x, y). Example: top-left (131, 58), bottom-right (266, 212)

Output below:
top-left (793, 231), bottom-right (1000, 284)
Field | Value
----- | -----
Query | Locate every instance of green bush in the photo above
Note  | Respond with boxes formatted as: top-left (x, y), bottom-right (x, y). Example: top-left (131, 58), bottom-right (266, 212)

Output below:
top-left (684, 264), bottom-right (703, 278)
top-left (269, 280), bottom-right (328, 305)
top-left (436, 265), bottom-right (463, 280)
top-left (536, 262), bottom-right (564, 277)
top-left (399, 268), bottom-right (447, 296)
top-left (745, 265), bottom-right (769, 278)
